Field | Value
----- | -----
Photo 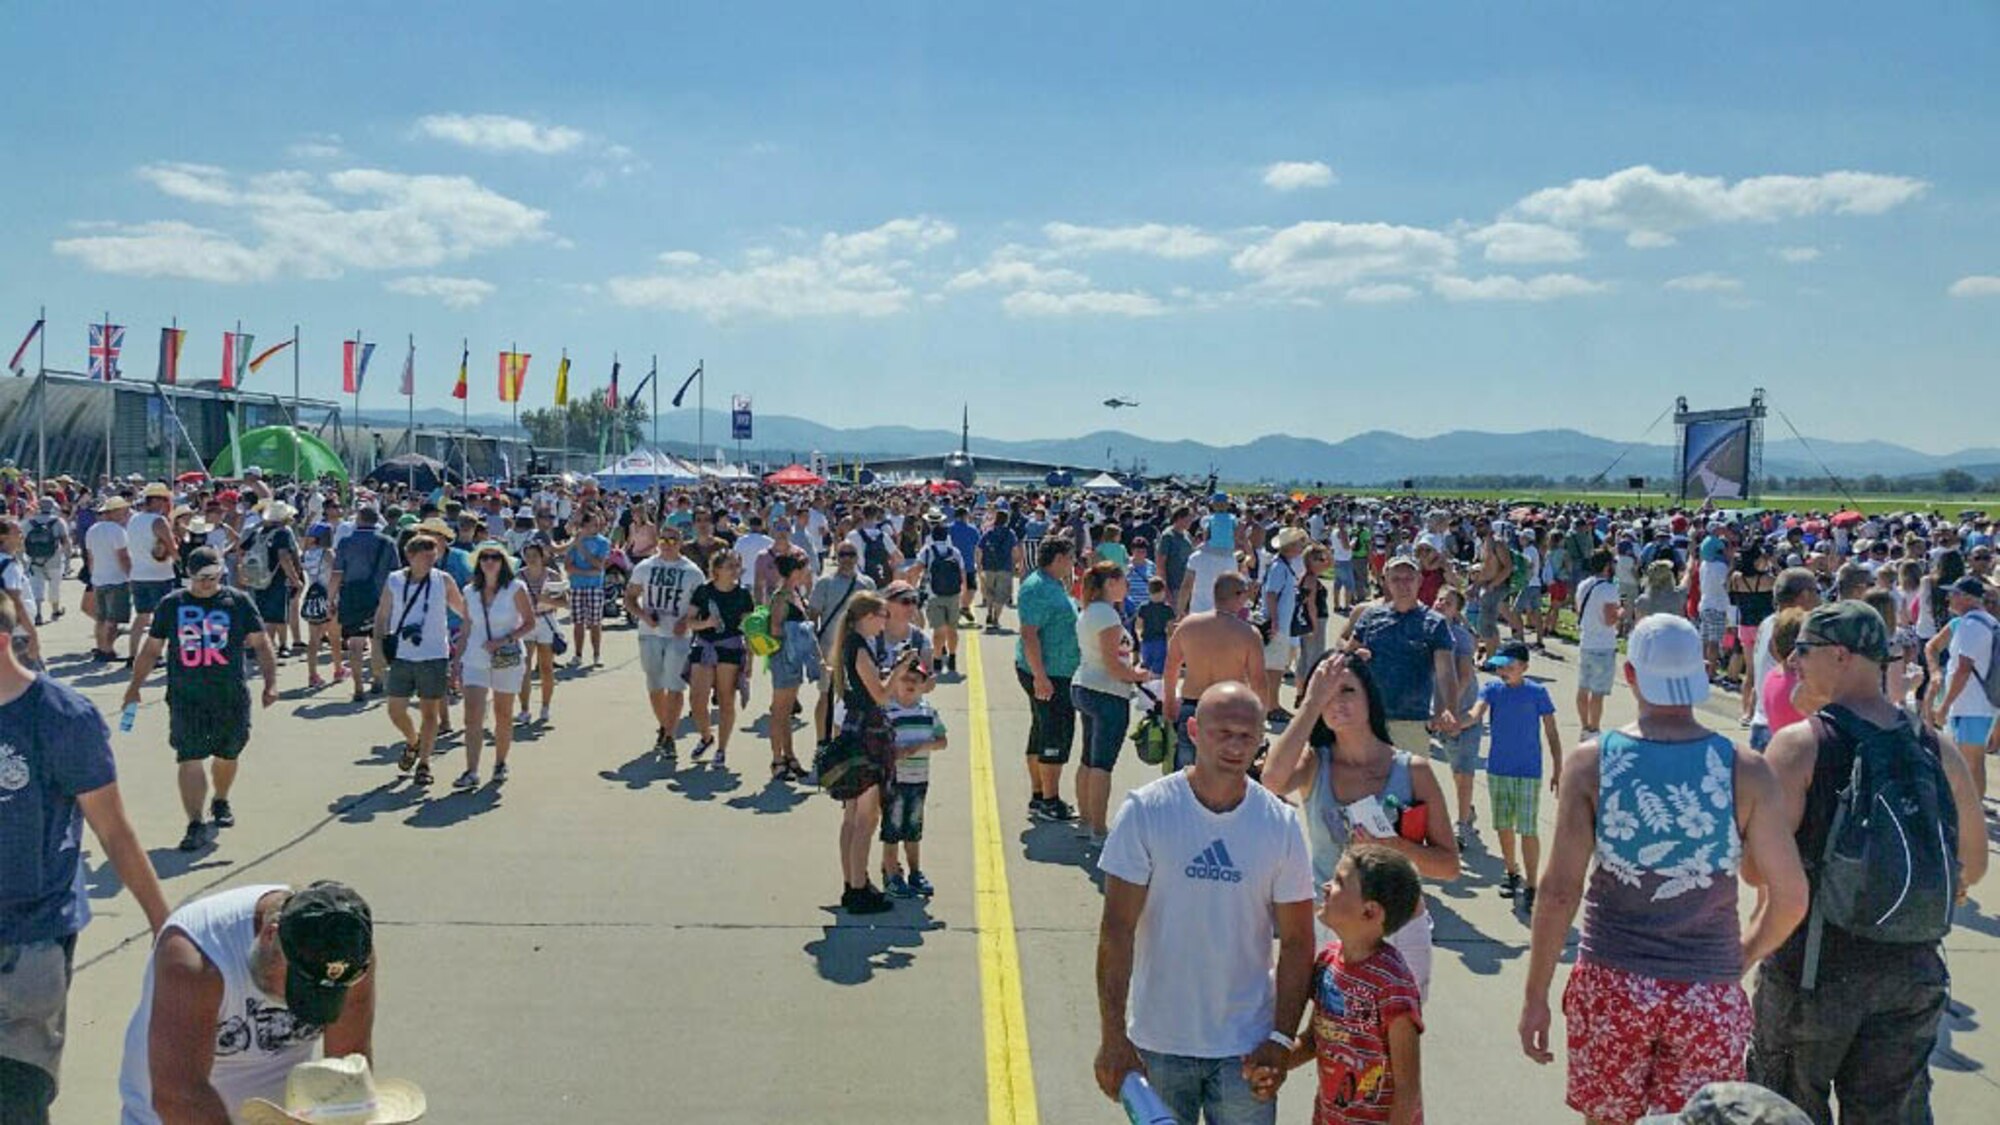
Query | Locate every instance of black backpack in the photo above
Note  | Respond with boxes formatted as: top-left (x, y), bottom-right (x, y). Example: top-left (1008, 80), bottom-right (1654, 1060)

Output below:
top-left (23, 517), bottom-right (59, 563)
top-left (1800, 703), bottom-right (1960, 988)
top-left (860, 528), bottom-right (893, 586)
top-left (926, 546), bottom-right (963, 597)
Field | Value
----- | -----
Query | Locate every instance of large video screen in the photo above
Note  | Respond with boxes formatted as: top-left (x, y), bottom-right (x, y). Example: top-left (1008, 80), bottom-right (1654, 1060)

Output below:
top-left (1682, 418), bottom-right (1752, 501)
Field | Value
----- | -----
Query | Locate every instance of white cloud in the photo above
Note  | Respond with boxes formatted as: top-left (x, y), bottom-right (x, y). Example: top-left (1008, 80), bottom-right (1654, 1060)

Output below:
top-left (415, 113), bottom-right (584, 154)
top-left (1776, 246), bottom-right (1821, 263)
top-left (609, 216), bottom-right (955, 321)
top-left (53, 163), bottom-right (550, 283)
top-left (1466, 222), bottom-right (1585, 264)
top-left (386, 275), bottom-right (496, 308)
top-left (1511, 165), bottom-right (1926, 245)
top-left (1262, 161), bottom-right (1336, 192)
top-left (821, 216), bottom-right (956, 260)
top-left (944, 250), bottom-right (1088, 292)
top-left (1231, 221), bottom-right (1457, 290)
top-left (1343, 283), bottom-right (1419, 304)
top-left (1948, 276), bottom-right (2000, 298)
top-left (1432, 273), bottom-right (1607, 302)
top-left (1664, 273), bottom-right (1744, 293)
top-left (1043, 222), bottom-right (1228, 259)
top-left (1625, 230), bottom-right (1677, 249)
top-left (1001, 289), bottom-right (1163, 318)
top-left (287, 135), bottom-right (345, 161)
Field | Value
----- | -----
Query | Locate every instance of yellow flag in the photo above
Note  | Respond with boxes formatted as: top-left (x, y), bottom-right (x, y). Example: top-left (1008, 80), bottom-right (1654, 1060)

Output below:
top-left (555, 354), bottom-right (570, 406)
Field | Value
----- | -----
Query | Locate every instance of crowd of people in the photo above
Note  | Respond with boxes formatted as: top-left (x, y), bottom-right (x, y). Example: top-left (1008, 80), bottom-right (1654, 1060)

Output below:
top-left (2, 467), bottom-right (1996, 1123)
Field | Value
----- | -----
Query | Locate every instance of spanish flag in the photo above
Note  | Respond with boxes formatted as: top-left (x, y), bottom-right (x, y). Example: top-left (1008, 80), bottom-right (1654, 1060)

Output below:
top-left (452, 343), bottom-right (468, 400)
top-left (554, 352), bottom-right (570, 407)
top-left (498, 351), bottom-right (529, 403)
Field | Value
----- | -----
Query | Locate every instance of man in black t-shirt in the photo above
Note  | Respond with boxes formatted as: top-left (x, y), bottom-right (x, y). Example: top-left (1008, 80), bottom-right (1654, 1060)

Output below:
top-left (124, 548), bottom-right (279, 853)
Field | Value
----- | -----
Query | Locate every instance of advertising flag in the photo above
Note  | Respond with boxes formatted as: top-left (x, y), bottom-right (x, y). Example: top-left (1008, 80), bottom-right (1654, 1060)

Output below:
top-left (670, 361), bottom-right (702, 408)
top-left (731, 394), bottom-right (753, 441)
top-left (554, 354), bottom-right (570, 406)
top-left (158, 327), bottom-right (186, 385)
top-left (625, 359), bottom-right (656, 409)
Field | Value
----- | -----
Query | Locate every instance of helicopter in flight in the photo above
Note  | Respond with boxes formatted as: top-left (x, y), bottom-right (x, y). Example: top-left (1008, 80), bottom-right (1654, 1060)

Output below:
top-left (1102, 397), bottom-right (1140, 409)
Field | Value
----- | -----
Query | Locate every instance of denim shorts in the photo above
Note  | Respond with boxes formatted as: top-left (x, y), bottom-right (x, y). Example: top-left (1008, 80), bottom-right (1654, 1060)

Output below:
top-left (1578, 647), bottom-right (1617, 697)
top-left (1949, 715), bottom-right (1994, 754)
top-left (639, 635), bottom-right (692, 694)
top-left (880, 781), bottom-right (929, 843)
top-left (1072, 683), bottom-right (1133, 771)
top-left (1134, 1047), bottom-right (1276, 1125)
top-left (1439, 723), bottom-right (1482, 774)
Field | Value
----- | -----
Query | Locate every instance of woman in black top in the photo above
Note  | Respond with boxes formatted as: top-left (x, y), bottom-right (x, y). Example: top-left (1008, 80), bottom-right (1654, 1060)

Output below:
top-left (830, 590), bottom-right (892, 914)
top-left (686, 550), bottom-right (755, 763)
top-left (1727, 543), bottom-right (1776, 723)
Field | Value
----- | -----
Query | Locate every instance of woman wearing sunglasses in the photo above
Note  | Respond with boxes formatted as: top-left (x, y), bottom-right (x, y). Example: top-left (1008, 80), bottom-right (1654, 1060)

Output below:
top-left (454, 543), bottom-right (537, 789)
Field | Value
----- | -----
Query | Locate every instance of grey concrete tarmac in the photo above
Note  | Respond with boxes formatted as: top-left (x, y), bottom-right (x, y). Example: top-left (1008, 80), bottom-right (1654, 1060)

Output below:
top-left (43, 600), bottom-right (2000, 1122)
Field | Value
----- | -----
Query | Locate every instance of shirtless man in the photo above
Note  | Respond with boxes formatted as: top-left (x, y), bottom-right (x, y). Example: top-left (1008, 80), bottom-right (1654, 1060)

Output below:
top-left (1470, 516), bottom-right (1513, 662)
top-left (1160, 570), bottom-right (1264, 769)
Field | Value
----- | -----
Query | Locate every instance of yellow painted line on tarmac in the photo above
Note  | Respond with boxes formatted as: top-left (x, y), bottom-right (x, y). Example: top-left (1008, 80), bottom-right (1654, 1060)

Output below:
top-left (963, 635), bottom-right (1041, 1124)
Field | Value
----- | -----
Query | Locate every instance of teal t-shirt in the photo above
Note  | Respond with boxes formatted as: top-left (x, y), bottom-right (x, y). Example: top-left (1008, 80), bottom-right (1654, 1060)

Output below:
top-left (1014, 570), bottom-right (1081, 678)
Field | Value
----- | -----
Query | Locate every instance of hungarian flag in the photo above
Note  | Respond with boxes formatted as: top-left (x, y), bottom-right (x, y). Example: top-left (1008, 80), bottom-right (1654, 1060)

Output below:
top-left (342, 339), bottom-right (375, 394)
top-left (451, 343), bottom-right (468, 400)
top-left (604, 359), bottom-right (620, 408)
top-left (553, 354), bottom-right (570, 407)
top-left (158, 327), bottom-right (186, 385)
top-left (226, 332), bottom-right (254, 389)
top-left (247, 338), bottom-right (294, 375)
top-left (498, 351), bottom-right (529, 403)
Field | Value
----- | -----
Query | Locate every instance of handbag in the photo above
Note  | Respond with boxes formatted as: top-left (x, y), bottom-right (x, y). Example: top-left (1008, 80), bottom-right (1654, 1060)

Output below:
top-left (300, 582), bottom-right (330, 624)
top-left (479, 588), bottom-right (523, 670)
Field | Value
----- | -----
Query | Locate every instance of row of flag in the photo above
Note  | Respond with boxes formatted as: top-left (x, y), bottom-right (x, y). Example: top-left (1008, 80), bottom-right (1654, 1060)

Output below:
top-left (7, 317), bottom-right (703, 410)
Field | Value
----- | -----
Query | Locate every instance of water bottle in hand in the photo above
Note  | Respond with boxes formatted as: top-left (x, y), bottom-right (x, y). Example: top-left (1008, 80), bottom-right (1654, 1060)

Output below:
top-left (1119, 1072), bottom-right (1176, 1125)
top-left (119, 702), bottom-right (138, 732)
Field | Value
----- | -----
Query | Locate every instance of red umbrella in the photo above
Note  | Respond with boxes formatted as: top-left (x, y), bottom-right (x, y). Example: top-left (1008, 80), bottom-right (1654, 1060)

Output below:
top-left (764, 464), bottom-right (825, 487)
top-left (176, 470), bottom-right (208, 485)
top-left (465, 482), bottom-right (492, 495)
top-left (1831, 510), bottom-right (1865, 528)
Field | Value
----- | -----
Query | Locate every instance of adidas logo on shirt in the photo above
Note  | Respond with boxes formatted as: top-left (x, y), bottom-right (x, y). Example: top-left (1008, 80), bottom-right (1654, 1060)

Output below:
top-left (1184, 839), bottom-right (1243, 883)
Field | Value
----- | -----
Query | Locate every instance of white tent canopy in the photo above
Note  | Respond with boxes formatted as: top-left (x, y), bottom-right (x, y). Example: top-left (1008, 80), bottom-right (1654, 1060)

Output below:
top-left (591, 448), bottom-right (700, 490)
top-left (1080, 471), bottom-right (1129, 494)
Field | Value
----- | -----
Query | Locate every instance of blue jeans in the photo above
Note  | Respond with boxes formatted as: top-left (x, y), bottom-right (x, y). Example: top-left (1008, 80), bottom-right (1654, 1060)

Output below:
top-left (1135, 1048), bottom-right (1277, 1125)
top-left (1072, 684), bottom-right (1133, 771)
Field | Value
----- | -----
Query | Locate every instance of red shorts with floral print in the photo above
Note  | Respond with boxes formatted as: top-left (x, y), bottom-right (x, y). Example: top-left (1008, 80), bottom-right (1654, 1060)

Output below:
top-left (1562, 959), bottom-right (1751, 1122)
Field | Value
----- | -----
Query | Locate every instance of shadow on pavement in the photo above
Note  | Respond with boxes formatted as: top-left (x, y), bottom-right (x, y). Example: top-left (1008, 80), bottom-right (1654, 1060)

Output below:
top-left (667, 763), bottom-right (744, 802)
top-left (297, 697), bottom-right (375, 721)
top-left (328, 782), bottom-right (425, 824)
top-left (598, 749), bottom-right (676, 790)
top-left (87, 846), bottom-right (231, 898)
top-left (1426, 892), bottom-right (1525, 977)
top-left (804, 900), bottom-right (944, 985)
top-left (403, 784), bottom-right (503, 829)
top-left (1935, 996), bottom-right (1982, 1072)
top-left (1020, 822), bottom-right (1105, 894)
top-left (726, 775), bottom-right (815, 815)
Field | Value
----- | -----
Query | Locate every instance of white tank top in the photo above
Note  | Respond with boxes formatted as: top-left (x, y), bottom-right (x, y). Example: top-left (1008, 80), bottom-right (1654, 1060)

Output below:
top-left (119, 884), bottom-right (323, 1124)
top-left (462, 579), bottom-right (526, 669)
top-left (383, 569), bottom-right (451, 661)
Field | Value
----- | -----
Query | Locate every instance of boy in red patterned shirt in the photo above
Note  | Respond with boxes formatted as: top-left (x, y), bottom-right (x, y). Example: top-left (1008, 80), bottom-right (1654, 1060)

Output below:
top-left (1261, 843), bottom-right (1425, 1124)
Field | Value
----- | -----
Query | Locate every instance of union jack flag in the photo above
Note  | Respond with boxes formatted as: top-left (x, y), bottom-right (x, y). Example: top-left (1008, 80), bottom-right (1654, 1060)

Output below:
top-left (88, 323), bottom-right (124, 381)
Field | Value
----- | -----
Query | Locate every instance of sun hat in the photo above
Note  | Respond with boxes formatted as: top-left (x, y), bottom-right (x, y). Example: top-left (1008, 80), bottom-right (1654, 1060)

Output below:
top-left (187, 517), bottom-right (216, 536)
top-left (240, 1054), bottom-right (424, 1125)
top-left (1625, 614), bottom-right (1710, 706)
top-left (98, 496), bottom-right (131, 513)
top-left (1799, 601), bottom-right (1891, 664)
top-left (275, 882), bottom-right (373, 1025)
top-left (264, 500), bottom-right (297, 524)
top-left (142, 482), bottom-right (173, 500)
top-left (1274, 527), bottom-right (1309, 552)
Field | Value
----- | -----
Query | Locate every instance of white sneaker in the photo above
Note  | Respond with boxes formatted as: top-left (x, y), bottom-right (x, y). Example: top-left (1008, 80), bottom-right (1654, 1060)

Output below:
top-left (539, 706), bottom-right (552, 725)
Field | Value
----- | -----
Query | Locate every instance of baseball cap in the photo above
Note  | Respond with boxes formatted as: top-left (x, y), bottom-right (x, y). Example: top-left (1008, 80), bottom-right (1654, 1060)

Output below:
top-left (1626, 614), bottom-right (1710, 706)
top-left (1483, 640), bottom-right (1532, 671)
top-left (1950, 575), bottom-right (1986, 599)
top-left (1637, 1082), bottom-right (1811, 1125)
top-left (277, 882), bottom-right (374, 1026)
top-left (1800, 601), bottom-right (1890, 663)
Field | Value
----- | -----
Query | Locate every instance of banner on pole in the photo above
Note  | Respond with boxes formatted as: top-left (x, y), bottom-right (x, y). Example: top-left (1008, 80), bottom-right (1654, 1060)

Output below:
top-left (731, 394), bottom-right (752, 441)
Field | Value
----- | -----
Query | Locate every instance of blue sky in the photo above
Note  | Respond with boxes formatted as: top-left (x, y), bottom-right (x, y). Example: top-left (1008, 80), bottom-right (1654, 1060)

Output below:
top-left (5, 3), bottom-right (1996, 452)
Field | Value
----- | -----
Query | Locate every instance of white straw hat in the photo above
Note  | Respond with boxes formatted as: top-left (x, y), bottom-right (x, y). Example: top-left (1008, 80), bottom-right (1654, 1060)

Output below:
top-left (240, 1054), bottom-right (425, 1124)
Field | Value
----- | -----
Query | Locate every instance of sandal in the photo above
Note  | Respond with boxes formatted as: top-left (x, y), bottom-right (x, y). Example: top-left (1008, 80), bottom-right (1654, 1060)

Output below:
top-left (397, 743), bottom-right (419, 773)
top-left (413, 764), bottom-right (434, 787)
top-left (692, 735), bottom-right (714, 760)
top-left (783, 756), bottom-right (809, 781)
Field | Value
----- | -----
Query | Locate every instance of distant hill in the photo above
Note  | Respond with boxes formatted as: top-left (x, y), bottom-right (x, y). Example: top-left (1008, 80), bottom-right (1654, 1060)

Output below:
top-left (353, 408), bottom-right (2000, 486)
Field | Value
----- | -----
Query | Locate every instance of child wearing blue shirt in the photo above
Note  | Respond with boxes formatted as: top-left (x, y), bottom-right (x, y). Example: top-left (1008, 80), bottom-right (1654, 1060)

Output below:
top-left (1463, 640), bottom-right (1562, 912)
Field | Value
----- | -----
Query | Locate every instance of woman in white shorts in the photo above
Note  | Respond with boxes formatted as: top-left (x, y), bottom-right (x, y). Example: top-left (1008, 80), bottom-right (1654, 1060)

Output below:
top-left (517, 541), bottom-right (565, 726)
top-left (455, 542), bottom-right (536, 789)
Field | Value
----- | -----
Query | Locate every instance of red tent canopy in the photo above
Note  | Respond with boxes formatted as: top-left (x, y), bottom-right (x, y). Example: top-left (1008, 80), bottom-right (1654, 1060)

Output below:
top-left (764, 464), bottom-right (825, 486)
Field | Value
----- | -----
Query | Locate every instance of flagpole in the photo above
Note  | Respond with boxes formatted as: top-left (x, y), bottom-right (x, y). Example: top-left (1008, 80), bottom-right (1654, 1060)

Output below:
top-left (168, 316), bottom-right (179, 484)
top-left (697, 358), bottom-right (705, 468)
top-left (405, 333), bottom-right (415, 493)
top-left (103, 311), bottom-right (114, 480)
top-left (650, 353), bottom-right (660, 497)
top-left (35, 304), bottom-right (46, 484)
top-left (351, 329), bottom-right (362, 481)
top-left (291, 324), bottom-right (301, 483)
top-left (509, 341), bottom-right (519, 476)
top-left (460, 337), bottom-right (469, 485)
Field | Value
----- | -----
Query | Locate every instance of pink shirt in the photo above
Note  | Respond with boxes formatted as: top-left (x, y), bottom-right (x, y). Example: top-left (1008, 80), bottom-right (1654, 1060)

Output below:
top-left (1762, 665), bottom-right (1806, 731)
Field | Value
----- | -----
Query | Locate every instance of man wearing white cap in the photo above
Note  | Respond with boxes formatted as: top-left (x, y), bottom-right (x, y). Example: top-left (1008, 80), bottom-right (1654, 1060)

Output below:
top-left (1520, 614), bottom-right (1808, 1122)
top-left (127, 484), bottom-right (180, 664)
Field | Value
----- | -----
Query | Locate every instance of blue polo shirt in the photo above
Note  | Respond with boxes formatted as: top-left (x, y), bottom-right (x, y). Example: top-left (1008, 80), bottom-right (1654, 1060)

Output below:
top-left (0, 677), bottom-right (116, 944)
top-left (1014, 569), bottom-right (1080, 679)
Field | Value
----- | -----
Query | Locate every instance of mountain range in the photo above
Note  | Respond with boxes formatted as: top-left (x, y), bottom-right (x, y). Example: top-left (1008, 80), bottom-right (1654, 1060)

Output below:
top-left (359, 408), bottom-right (2000, 486)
